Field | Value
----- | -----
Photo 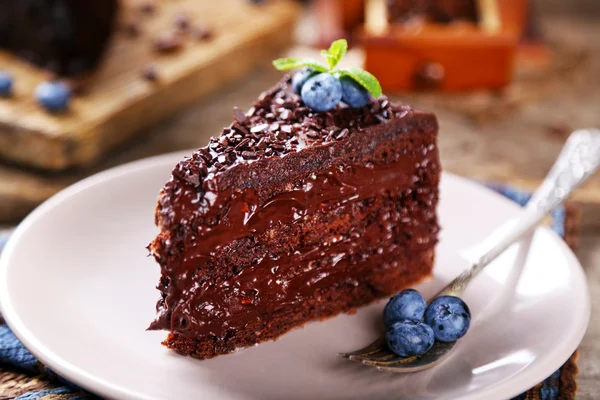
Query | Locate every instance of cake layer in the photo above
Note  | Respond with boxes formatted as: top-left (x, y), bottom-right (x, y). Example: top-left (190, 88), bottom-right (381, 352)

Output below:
top-left (164, 248), bottom-right (434, 359)
top-left (172, 186), bottom-right (437, 338)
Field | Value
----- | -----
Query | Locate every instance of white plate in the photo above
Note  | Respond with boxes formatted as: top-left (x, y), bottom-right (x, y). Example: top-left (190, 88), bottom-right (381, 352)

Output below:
top-left (0, 152), bottom-right (590, 400)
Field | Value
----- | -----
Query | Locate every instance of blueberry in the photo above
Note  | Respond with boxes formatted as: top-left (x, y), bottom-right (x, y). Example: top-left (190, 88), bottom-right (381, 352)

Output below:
top-left (0, 71), bottom-right (13, 97)
top-left (35, 81), bottom-right (71, 113)
top-left (292, 68), bottom-right (318, 94)
top-left (340, 76), bottom-right (371, 108)
top-left (386, 319), bottom-right (435, 357)
top-left (301, 73), bottom-right (342, 112)
top-left (383, 289), bottom-right (426, 327)
top-left (424, 296), bottom-right (471, 342)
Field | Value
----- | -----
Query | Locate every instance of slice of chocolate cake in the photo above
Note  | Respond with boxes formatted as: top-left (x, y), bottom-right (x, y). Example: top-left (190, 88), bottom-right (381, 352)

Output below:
top-left (0, 0), bottom-right (118, 76)
top-left (148, 48), bottom-right (440, 359)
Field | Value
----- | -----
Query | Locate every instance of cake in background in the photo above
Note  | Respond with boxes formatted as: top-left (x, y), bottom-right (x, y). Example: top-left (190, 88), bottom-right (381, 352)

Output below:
top-left (0, 0), bottom-right (119, 77)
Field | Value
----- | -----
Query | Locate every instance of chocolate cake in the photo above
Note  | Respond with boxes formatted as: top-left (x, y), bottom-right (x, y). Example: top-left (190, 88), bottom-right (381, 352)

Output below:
top-left (148, 76), bottom-right (441, 359)
top-left (0, 0), bottom-right (118, 76)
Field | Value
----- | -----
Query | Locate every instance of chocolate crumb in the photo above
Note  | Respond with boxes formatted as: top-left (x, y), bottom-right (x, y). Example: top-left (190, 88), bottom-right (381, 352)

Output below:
top-left (235, 138), bottom-right (251, 150)
top-left (68, 78), bottom-right (88, 95)
top-left (142, 64), bottom-right (159, 81)
top-left (241, 151), bottom-right (258, 159)
top-left (234, 107), bottom-right (247, 123)
top-left (194, 25), bottom-right (214, 41)
top-left (154, 31), bottom-right (184, 53)
top-left (175, 14), bottom-right (191, 32)
top-left (546, 122), bottom-right (572, 140)
top-left (139, 1), bottom-right (156, 15)
top-left (123, 20), bottom-right (141, 37)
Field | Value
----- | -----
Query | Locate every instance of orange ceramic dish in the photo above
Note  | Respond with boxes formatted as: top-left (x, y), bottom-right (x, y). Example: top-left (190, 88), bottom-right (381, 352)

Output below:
top-left (361, 22), bottom-right (519, 91)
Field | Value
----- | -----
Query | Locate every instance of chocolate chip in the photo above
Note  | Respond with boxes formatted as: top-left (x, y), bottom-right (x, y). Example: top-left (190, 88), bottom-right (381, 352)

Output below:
top-left (269, 122), bottom-right (279, 131)
top-left (218, 137), bottom-right (229, 146)
top-left (233, 107), bottom-right (247, 123)
top-left (184, 172), bottom-right (200, 186)
top-left (241, 151), bottom-right (258, 159)
top-left (194, 24), bottom-right (214, 41)
top-left (175, 14), bottom-right (191, 32)
top-left (123, 20), bottom-right (141, 37)
top-left (256, 138), bottom-right (268, 149)
top-left (235, 124), bottom-right (249, 136)
top-left (153, 31), bottom-right (184, 53)
top-left (198, 148), bottom-right (211, 161)
top-left (139, 1), bottom-right (156, 15)
top-left (235, 138), bottom-right (251, 150)
top-left (68, 78), bottom-right (87, 95)
top-left (141, 64), bottom-right (159, 81)
top-left (250, 123), bottom-right (269, 133)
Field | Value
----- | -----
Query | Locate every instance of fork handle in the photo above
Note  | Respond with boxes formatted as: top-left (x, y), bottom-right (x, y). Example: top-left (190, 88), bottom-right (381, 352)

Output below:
top-left (437, 129), bottom-right (600, 298)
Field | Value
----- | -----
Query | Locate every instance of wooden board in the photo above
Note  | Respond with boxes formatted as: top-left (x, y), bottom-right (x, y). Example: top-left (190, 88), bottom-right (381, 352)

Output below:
top-left (2, 9), bottom-right (600, 227)
top-left (0, 0), bottom-right (300, 171)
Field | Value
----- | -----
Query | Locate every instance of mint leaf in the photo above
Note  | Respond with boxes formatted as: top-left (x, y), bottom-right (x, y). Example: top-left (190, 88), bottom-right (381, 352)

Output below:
top-left (321, 39), bottom-right (348, 70)
top-left (272, 58), bottom-right (328, 73)
top-left (338, 67), bottom-right (382, 98)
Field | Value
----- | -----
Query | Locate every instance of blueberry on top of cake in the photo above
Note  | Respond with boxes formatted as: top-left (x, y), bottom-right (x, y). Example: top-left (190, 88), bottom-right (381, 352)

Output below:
top-left (148, 40), bottom-right (441, 359)
top-left (0, 0), bottom-right (118, 76)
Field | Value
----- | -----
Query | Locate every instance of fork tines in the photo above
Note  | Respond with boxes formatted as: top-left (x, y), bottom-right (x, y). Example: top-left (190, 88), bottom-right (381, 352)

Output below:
top-left (339, 337), bottom-right (456, 372)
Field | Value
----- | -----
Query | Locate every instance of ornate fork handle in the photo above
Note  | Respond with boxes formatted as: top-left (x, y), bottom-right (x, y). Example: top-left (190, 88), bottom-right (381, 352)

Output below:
top-left (439, 129), bottom-right (600, 298)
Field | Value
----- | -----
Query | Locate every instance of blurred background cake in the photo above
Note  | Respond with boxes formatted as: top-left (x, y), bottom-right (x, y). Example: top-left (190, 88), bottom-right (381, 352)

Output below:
top-left (0, 0), bottom-right (119, 77)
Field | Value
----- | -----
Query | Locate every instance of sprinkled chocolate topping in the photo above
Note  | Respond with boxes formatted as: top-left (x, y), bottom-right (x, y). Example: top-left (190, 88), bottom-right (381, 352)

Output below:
top-left (171, 75), bottom-right (409, 183)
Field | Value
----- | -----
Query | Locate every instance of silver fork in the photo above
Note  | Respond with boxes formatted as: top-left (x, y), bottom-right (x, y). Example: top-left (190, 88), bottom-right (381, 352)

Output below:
top-left (339, 129), bottom-right (600, 372)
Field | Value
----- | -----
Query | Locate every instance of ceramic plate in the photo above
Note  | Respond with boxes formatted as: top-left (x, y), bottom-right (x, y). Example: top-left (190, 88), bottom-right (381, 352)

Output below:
top-left (0, 152), bottom-right (590, 400)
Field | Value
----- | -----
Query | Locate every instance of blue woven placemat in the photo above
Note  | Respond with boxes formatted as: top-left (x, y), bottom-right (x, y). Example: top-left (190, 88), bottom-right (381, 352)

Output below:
top-left (0, 184), bottom-right (579, 400)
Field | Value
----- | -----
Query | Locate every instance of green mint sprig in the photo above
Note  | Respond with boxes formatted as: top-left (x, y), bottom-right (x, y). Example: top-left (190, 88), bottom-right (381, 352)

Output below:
top-left (272, 39), bottom-right (382, 98)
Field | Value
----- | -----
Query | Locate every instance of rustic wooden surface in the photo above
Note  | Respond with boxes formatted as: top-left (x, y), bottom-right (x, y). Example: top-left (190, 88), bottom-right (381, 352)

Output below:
top-left (0, 0), bottom-right (299, 171)
top-left (1, 9), bottom-right (599, 225)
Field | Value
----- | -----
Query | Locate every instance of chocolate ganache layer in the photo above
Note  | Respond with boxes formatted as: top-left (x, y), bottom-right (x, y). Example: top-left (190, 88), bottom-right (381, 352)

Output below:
top-left (148, 76), bottom-right (440, 357)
